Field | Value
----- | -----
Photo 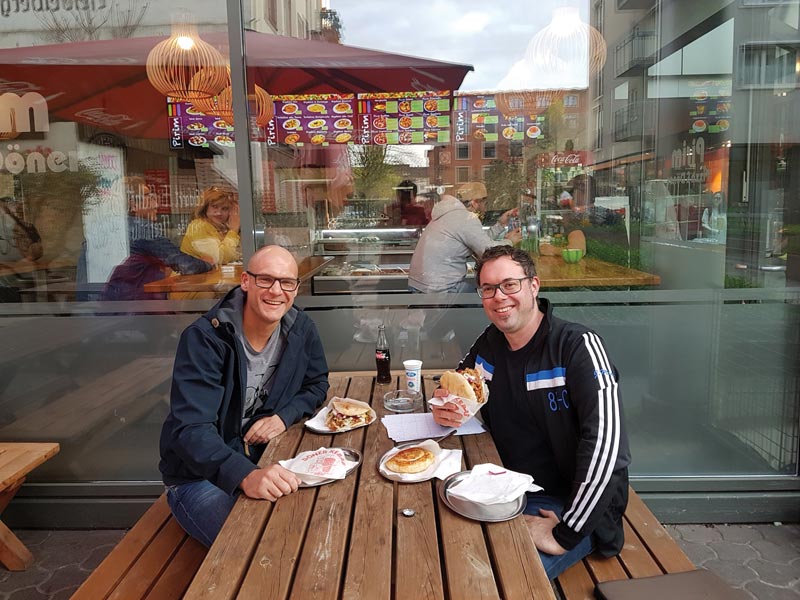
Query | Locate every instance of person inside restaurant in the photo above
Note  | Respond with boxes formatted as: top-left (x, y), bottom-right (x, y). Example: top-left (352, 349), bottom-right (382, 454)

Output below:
top-left (181, 186), bottom-right (242, 266)
top-left (159, 245), bottom-right (330, 547)
top-left (388, 179), bottom-right (429, 227)
top-left (408, 181), bottom-right (521, 293)
top-left (101, 177), bottom-right (213, 301)
top-left (432, 245), bottom-right (631, 579)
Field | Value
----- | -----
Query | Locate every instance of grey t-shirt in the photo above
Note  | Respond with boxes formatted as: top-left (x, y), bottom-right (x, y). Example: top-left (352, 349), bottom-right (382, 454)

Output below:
top-left (241, 328), bottom-right (287, 429)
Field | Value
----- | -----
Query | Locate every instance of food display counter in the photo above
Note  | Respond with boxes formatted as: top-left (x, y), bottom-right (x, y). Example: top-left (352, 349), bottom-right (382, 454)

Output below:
top-left (314, 228), bottom-right (420, 256)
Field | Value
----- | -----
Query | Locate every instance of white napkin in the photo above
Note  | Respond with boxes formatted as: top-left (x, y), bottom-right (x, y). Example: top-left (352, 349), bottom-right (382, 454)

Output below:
top-left (446, 463), bottom-right (543, 505)
top-left (428, 390), bottom-right (487, 422)
top-left (279, 447), bottom-right (358, 485)
top-left (379, 439), bottom-right (462, 482)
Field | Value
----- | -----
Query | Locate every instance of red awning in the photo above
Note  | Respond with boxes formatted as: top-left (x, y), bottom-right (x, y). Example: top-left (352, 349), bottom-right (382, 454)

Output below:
top-left (0, 31), bottom-right (472, 139)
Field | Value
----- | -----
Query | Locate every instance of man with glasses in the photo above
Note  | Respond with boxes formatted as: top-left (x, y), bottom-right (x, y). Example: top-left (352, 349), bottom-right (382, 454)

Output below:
top-left (432, 245), bottom-right (630, 579)
top-left (160, 245), bottom-right (329, 547)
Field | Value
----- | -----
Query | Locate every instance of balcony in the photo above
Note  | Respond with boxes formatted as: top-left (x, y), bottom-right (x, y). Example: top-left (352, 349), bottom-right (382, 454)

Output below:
top-left (615, 30), bottom-right (657, 77)
top-left (614, 100), bottom-right (654, 143)
top-left (616, 0), bottom-right (657, 9)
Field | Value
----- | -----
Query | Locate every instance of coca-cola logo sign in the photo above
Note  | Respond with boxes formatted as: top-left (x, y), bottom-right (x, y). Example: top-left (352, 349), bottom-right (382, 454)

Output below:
top-left (551, 152), bottom-right (583, 166)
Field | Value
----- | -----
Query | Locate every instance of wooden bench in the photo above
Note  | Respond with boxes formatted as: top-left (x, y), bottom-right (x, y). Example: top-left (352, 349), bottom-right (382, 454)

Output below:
top-left (71, 494), bottom-right (206, 600)
top-left (554, 488), bottom-right (696, 600)
top-left (0, 442), bottom-right (60, 571)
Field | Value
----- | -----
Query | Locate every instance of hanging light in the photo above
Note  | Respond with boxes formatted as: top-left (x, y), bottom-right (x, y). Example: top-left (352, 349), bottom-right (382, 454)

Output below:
top-left (146, 20), bottom-right (228, 101)
top-left (525, 6), bottom-right (607, 81)
top-left (188, 66), bottom-right (230, 115)
top-left (254, 85), bottom-right (275, 127)
top-left (0, 110), bottom-right (18, 141)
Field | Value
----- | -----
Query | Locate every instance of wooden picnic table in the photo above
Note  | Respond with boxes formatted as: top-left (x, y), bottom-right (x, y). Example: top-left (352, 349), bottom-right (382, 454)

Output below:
top-left (0, 442), bottom-right (59, 570)
top-left (184, 373), bottom-right (555, 600)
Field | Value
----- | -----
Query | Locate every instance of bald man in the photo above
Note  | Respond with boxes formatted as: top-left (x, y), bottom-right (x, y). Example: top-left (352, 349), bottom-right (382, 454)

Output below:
top-left (160, 246), bottom-right (329, 547)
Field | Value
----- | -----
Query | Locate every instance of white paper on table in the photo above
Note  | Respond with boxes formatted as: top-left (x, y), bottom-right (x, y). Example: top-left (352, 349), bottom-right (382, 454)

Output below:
top-left (446, 463), bottom-right (543, 505)
top-left (378, 439), bottom-right (462, 482)
top-left (381, 412), bottom-right (485, 443)
top-left (279, 447), bottom-right (358, 485)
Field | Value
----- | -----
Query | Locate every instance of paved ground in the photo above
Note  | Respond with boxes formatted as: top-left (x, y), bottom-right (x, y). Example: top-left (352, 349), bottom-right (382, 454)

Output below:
top-left (0, 524), bottom-right (797, 599)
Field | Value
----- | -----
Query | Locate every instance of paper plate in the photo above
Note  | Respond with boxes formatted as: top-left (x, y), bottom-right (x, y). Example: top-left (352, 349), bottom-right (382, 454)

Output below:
top-left (438, 470), bottom-right (527, 522)
top-left (297, 447), bottom-right (362, 488)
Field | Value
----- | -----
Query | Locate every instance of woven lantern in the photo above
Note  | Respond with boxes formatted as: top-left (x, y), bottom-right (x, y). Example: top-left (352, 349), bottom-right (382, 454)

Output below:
top-left (146, 21), bottom-right (228, 101)
top-left (525, 6), bottom-right (607, 80)
top-left (188, 66), bottom-right (231, 115)
top-left (254, 85), bottom-right (275, 127)
top-left (0, 110), bottom-right (18, 140)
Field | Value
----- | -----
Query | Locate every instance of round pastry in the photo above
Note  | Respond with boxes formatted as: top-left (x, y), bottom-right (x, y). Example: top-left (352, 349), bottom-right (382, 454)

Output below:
top-left (385, 446), bottom-right (435, 474)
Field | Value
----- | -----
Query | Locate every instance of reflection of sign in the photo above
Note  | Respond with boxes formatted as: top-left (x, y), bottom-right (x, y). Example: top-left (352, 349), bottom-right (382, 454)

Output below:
top-left (551, 152), bottom-right (584, 166)
top-left (1, 0), bottom-right (108, 18)
top-left (669, 137), bottom-right (709, 184)
top-left (0, 92), bottom-right (49, 132)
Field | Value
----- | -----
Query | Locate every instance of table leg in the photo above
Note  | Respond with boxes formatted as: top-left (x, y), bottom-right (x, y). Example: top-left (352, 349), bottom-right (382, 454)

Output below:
top-left (0, 478), bottom-right (33, 571)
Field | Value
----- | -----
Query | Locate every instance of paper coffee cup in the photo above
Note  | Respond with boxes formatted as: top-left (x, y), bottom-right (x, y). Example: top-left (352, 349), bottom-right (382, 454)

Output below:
top-left (403, 359), bottom-right (423, 392)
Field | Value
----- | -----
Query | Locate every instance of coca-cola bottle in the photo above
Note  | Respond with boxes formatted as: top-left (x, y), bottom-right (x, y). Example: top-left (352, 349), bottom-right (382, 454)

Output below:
top-left (375, 324), bottom-right (392, 384)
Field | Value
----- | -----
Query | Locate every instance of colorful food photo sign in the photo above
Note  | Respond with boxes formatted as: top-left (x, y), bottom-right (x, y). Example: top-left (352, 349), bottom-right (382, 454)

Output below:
top-left (269, 94), bottom-right (356, 146)
top-left (453, 93), bottom-right (545, 143)
top-left (688, 79), bottom-right (732, 135)
top-left (167, 100), bottom-right (236, 149)
top-left (357, 91), bottom-right (451, 145)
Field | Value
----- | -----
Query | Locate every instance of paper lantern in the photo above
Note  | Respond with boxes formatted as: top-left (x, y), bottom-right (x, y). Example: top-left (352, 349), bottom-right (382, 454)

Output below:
top-left (146, 21), bottom-right (228, 101)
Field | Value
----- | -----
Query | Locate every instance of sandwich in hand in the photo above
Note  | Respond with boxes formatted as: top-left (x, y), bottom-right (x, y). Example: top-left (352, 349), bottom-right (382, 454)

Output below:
top-left (325, 398), bottom-right (373, 431)
top-left (440, 368), bottom-right (487, 404)
top-left (385, 446), bottom-right (435, 474)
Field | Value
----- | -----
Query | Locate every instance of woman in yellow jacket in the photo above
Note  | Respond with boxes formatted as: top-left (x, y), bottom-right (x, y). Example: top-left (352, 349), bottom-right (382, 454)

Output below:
top-left (181, 186), bottom-right (241, 265)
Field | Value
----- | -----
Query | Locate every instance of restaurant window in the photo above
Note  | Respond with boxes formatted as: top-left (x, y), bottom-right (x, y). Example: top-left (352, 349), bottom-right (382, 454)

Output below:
top-left (0, 0), bottom-right (796, 524)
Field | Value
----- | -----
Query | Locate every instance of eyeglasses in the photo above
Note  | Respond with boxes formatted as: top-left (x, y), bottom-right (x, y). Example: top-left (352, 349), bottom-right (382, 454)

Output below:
top-left (246, 271), bottom-right (300, 292)
top-left (476, 277), bottom-right (533, 299)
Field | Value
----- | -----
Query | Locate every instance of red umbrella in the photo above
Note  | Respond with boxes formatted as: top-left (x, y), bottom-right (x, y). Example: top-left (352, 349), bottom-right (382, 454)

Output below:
top-left (0, 31), bottom-right (472, 139)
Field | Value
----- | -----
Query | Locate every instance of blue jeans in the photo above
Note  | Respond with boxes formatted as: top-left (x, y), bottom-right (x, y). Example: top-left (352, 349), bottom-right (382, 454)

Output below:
top-left (524, 494), bottom-right (594, 580)
top-left (166, 481), bottom-right (239, 548)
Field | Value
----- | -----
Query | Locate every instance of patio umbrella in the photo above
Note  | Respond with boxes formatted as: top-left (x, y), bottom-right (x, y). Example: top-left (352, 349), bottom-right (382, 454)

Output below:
top-left (0, 31), bottom-right (473, 139)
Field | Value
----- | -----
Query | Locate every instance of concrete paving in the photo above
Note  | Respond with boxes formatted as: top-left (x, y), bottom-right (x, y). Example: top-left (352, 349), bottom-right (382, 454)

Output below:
top-left (0, 524), bottom-right (797, 599)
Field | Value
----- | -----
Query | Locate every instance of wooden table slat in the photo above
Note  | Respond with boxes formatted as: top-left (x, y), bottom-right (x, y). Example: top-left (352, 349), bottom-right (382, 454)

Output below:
top-left (143, 537), bottom-right (207, 600)
top-left (0, 443), bottom-right (60, 488)
top-left (555, 559), bottom-right (596, 600)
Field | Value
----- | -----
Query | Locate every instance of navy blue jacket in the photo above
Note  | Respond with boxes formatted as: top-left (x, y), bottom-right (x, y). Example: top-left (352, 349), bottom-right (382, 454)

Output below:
top-left (159, 287), bottom-right (329, 494)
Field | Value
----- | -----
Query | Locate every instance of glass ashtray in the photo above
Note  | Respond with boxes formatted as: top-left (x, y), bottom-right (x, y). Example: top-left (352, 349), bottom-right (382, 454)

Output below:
top-left (383, 389), bottom-right (423, 413)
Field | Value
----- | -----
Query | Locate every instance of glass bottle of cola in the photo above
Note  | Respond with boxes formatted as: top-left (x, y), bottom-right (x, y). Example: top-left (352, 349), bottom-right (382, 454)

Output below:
top-left (375, 324), bottom-right (392, 384)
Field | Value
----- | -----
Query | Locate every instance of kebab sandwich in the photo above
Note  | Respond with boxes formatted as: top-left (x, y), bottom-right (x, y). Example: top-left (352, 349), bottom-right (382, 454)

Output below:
top-left (325, 398), bottom-right (373, 431)
top-left (440, 368), bottom-right (487, 404)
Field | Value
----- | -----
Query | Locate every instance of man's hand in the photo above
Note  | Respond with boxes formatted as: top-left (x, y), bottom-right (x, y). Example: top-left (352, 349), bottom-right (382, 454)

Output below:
top-left (498, 207), bottom-right (519, 227)
top-left (244, 415), bottom-right (286, 444)
top-left (504, 228), bottom-right (523, 244)
top-left (431, 387), bottom-right (464, 428)
top-left (524, 509), bottom-right (567, 555)
top-left (240, 464), bottom-right (300, 501)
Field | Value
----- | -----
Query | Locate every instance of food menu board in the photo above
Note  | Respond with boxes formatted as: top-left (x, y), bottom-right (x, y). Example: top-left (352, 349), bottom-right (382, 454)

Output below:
top-left (167, 100), bottom-right (236, 150)
top-left (268, 94), bottom-right (356, 146)
top-left (453, 93), bottom-right (545, 143)
top-left (356, 91), bottom-right (451, 145)
top-left (688, 80), bottom-right (732, 135)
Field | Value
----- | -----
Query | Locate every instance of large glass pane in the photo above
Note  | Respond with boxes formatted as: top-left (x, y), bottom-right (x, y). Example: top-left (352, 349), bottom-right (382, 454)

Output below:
top-left (0, 2), bottom-right (241, 481)
top-left (240, 0), bottom-right (798, 481)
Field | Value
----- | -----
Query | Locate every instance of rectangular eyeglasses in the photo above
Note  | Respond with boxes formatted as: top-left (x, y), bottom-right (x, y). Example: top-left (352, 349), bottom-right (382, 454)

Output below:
top-left (476, 277), bottom-right (532, 299)
top-left (246, 271), bottom-right (300, 291)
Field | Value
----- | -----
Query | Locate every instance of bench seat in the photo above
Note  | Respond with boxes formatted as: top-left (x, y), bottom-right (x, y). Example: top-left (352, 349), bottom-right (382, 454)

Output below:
top-left (555, 488), bottom-right (695, 599)
top-left (71, 494), bottom-right (206, 600)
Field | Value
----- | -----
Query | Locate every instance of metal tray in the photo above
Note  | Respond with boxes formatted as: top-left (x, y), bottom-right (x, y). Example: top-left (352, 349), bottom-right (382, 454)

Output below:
top-left (298, 447), bottom-right (362, 488)
top-left (438, 470), bottom-right (527, 522)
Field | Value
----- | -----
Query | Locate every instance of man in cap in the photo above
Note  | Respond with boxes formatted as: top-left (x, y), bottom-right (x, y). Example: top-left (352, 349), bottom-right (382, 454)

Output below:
top-left (408, 181), bottom-right (520, 293)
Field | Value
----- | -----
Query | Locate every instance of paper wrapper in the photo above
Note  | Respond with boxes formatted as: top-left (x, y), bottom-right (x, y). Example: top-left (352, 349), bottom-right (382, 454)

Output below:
top-left (446, 463), bottom-right (542, 505)
top-left (279, 447), bottom-right (358, 485)
top-left (379, 440), bottom-right (462, 483)
top-left (428, 383), bottom-right (489, 423)
top-left (304, 397), bottom-right (377, 433)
